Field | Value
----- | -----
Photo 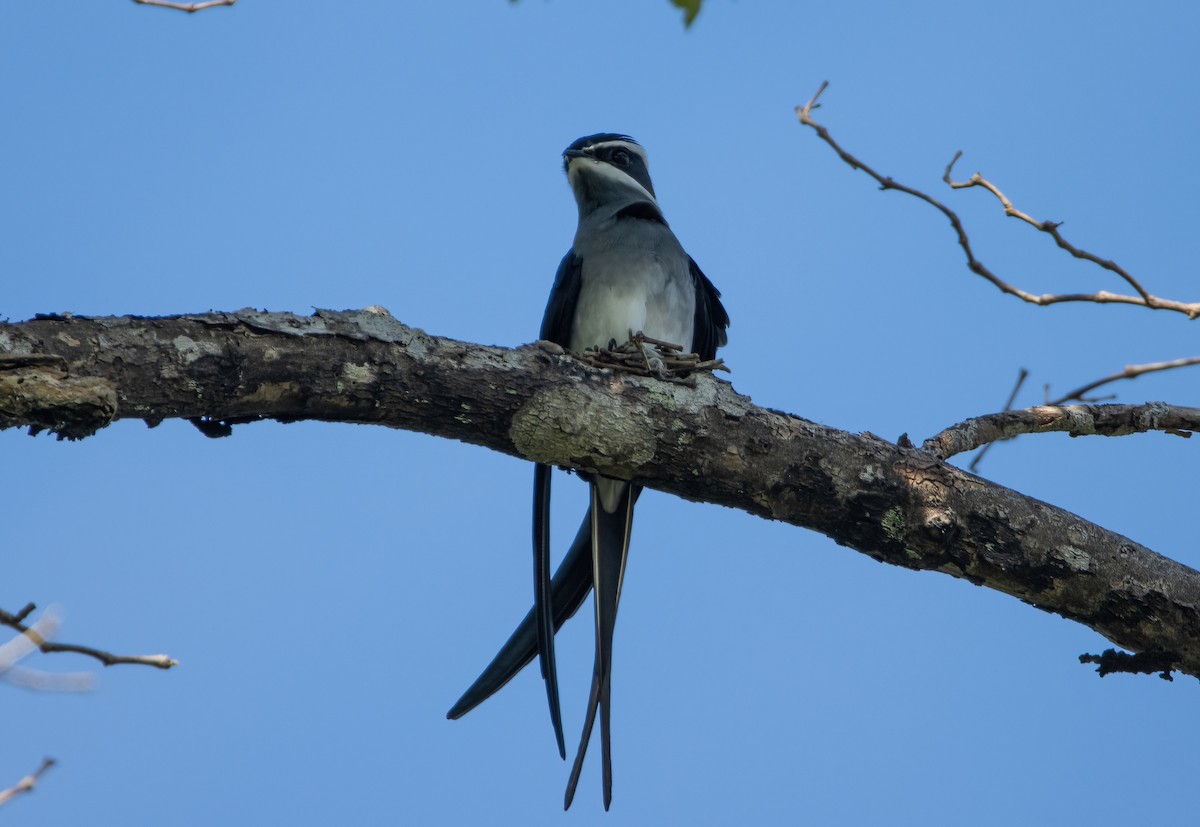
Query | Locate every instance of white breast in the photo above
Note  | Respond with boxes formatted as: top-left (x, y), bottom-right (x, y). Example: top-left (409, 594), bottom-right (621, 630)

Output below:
top-left (569, 253), bottom-right (695, 353)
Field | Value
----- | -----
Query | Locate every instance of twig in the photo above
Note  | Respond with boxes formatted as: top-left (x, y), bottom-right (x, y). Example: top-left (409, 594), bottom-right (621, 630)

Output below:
top-left (795, 83), bottom-right (1200, 320)
top-left (0, 758), bottom-right (55, 807)
top-left (0, 604), bottom-right (177, 671)
top-left (132, 0), bottom-right (237, 11)
top-left (1047, 356), bottom-right (1200, 405)
top-left (922, 402), bottom-right (1199, 462)
top-left (944, 153), bottom-right (1156, 304)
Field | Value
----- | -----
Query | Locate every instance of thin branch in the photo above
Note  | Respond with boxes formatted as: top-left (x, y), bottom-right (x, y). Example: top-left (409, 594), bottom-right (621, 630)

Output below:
top-left (131, 0), bottom-right (236, 11)
top-left (944, 153), bottom-right (1156, 304)
top-left (0, 758), bottom-right (55, 808)
top-left (922, 402), bottom-right (1199, 462)
top-left (795, 83), bottom-right (1200, 319)
top-left (0, 604), bottom-right (177, 671)
top-left (1047, 356), bottom-right (1200, 405)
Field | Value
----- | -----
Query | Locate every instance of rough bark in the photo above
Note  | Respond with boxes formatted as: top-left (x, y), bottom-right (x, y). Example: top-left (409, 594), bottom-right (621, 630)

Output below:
top-left (3, 308), bottom-right (1198, 677)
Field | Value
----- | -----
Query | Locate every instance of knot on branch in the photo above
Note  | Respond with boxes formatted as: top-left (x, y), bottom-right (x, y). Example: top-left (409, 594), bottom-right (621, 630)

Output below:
top-left (0, 356), bottom-right (117, 440)
top-left (1079, 648), bottom-right (1180, 681)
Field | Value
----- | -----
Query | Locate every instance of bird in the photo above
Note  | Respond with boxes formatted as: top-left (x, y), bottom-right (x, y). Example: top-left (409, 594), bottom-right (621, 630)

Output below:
top-left (446, 133), bottom-right (729, 810)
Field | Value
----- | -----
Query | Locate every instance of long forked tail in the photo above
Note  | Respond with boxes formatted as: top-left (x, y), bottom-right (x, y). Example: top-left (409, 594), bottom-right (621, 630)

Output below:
top-left (564, 481), bottom-right (635, 811)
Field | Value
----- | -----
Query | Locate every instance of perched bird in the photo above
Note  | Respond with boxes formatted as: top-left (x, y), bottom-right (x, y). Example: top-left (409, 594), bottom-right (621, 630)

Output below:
top-left (446, 134), bottom-right (729, 810)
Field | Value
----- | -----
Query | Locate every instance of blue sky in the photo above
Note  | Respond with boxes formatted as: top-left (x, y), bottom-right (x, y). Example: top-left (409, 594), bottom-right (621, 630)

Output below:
top-left (3, 1), bottom-right (1198, 824)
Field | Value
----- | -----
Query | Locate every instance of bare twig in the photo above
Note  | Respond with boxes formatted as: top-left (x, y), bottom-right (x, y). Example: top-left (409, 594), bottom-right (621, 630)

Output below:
top-left (1047, 356), bottom-right (1200, 405)
top-left (922, 402), bottom-right (1199, 462)
top-left (0, 758), bottom-right (55, 807)
top-left (943, 153), bottom-right (1157, 304)
top-left (0, 604), bottom-right (177, 671)
top-left (795, 83), bottom-right (1200, 319)
top-left (132, 0), bottom-right (237, 11)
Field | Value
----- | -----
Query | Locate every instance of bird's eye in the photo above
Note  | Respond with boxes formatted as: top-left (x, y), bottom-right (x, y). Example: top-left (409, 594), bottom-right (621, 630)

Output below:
top-left (611, 149), bottom-right (631, 166)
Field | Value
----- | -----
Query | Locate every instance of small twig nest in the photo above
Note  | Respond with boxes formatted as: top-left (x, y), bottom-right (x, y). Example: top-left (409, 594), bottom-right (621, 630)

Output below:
top-left (576, 331), bottom-right (728, 382)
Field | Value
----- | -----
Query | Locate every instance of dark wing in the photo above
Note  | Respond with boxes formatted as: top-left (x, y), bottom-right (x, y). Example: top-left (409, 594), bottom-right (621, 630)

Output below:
top-left (688, 256), bottom-right (729, 361)
top-left (540, 250), bottom-right (583, 346)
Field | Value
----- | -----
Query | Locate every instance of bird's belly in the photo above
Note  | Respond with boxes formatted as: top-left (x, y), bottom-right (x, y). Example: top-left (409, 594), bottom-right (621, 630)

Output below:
top-left (569, 257), bottom-right (694, 353)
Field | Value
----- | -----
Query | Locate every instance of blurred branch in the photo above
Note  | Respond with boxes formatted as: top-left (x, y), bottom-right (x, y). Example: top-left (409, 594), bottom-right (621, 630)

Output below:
top-left (0, 604), bottom-right (95, 691)
top-left (967, 368), bottom-right (1027, 472)
top-left (0, 603), bottom-right (177, 672)
top-left (922, 402), bottom-right (1198, 462)
top-left (132, 0), bottom-right (237, 11)
top-left (4, 308), bottom-right (1200, 680)
top-left (0, 758), bottom-right (55, 808)
top-left (795, 82), bottom-right (1200, 319)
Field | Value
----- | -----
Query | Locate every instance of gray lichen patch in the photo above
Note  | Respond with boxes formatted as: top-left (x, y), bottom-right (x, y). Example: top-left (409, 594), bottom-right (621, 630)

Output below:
top-left (1056, 545), bottom-right (1092, 572)
top-left (340, 361), bottom-right (377, 387)
top-left (510, 384), bottom-right (657, 476)
top-left (173, 335), bottom-right (222, 365)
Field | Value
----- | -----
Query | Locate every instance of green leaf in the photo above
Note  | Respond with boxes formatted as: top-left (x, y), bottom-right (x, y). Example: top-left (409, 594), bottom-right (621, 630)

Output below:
top-left (670, 0), bottom-right (702, 27)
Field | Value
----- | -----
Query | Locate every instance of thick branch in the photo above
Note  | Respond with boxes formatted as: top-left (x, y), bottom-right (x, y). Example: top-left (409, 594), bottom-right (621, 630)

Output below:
top-left (3, 309), bottom-right (1199, 677)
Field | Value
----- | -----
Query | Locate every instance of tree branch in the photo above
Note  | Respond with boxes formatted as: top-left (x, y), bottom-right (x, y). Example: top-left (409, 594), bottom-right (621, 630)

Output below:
top-left (922, 402), bottom-right (1198, 461)
top-left (795, 83), bottom-right (1200, 319)
top-left (3, 308), bottom-right (1200, 678)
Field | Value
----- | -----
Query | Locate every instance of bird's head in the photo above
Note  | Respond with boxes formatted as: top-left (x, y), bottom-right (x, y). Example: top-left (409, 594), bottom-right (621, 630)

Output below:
top-left (562, 134), bottom-right (657, 217)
